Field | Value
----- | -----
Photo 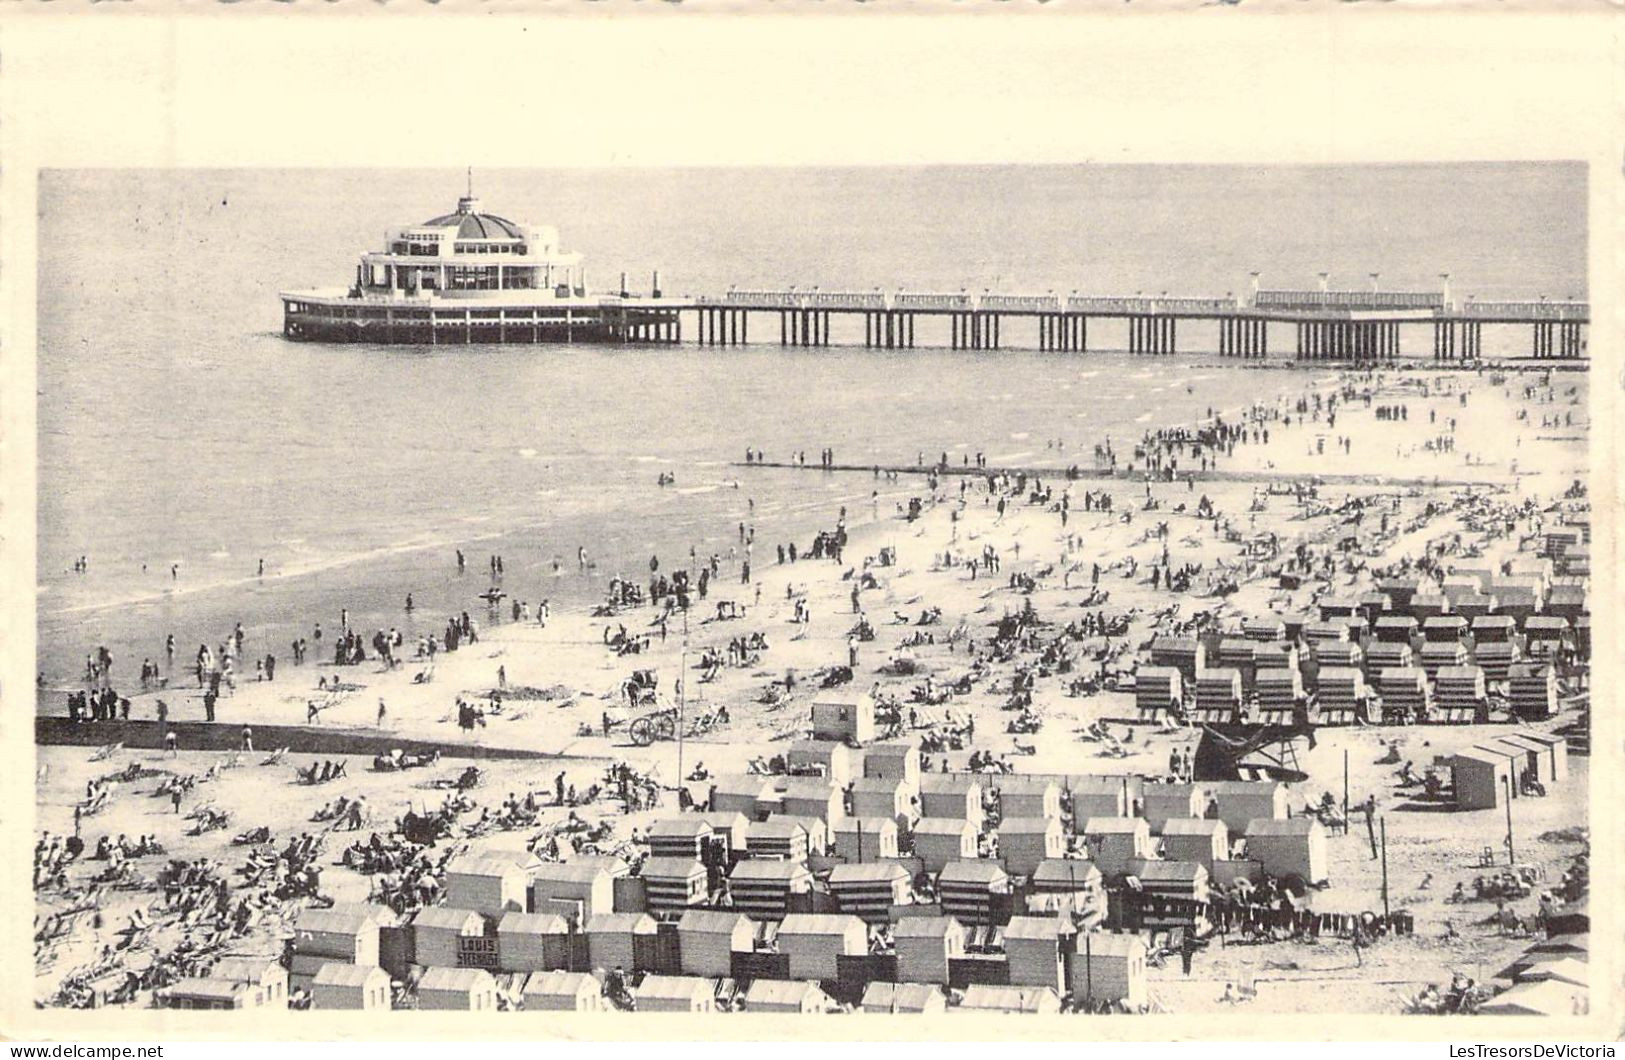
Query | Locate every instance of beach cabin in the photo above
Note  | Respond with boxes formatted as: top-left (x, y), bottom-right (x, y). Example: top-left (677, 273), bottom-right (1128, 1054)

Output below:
top-left (1204, 781), bottom-right (1290, 836)
top-left (1133, 666), bottom-right (1184, 721)
top-left (1002, 915), bottom-right (1073, 993)
top-left (1126, 860), bottom-right (1211, 929)
top-left (1067, 932), bottom-right (1147, 1007)
top-left (998, 817), bottom-right (1066, 877)
top-left (1471, 615), bottom-right (1517, 645)
top-left (1068, 777), bottom-right (1130, 822)
top-left (417, 966), bottom-right (496, 1011)
top-left (159, 978), bottom-right (265, 1010)
top-left (639, 857), bottom-right (709, 914)
top-left (864, 741), bottom-right (922, 786)
top-left (778, 777), bottom-right (846, 827)
top-left (1513, 730), bottom-right (1568, 782)
top-left (1216, 638), bottom-right (1258, 690)
top-left (1452, 749), bottom-right (1512, 810)
top-left (1192, 668), bottom-right (1243, 723)
top-left (833, 815), bottom-right (900, 862)
top-left (850, 776), bottom-right (916, 831)
top-left (498, 912), bottom-right (570, 973)
top-left (1473, 743), bottom-right (1528, 800)
top-left (1507, 664), bottom-right (1557, 721)
top-left (892, 916), bottom-right (964, 985)
top-left (1524, 616), bottom-right (1570, 658)
top-left (910, 818), bottom-right (979, 874)
top-left (676, 910), bottom-right (755, 979)
top-left (1159, 818), bottom-right (1228, 872)
top-left (957, 984), bottom-right (1062, 1015)
top-left (584, 912), bottom-right (659, 974)
top-left (709, 775), bottom-right (773, 820)
top-left (1377, 667), bottom-right (1430, 724)
top-left (1377, 578), bottom-right (1420, 614)
top-left (646, 818), bottom-right (715, 862)
top-left (787, 739), bottom-right (860, 785)
top-left (1029, 859), bottom-right (1105, 922)
top-left (745, 817), bottom-right (812, 863)
top-left (1422, 614), bottom-right (1470, 644)
top-left (1373, 615), bottom-right (1420, 645)
top-left (1363, 641), bottom-right (1415, 677)
top-left (1313, 666), bottom-right (1366, 725)
top-left (411, 906), bottom-right (486, 969)
top-left (1241, 615), bottom-right (1287, 642)
top-left (290, 907), bottom-right (381, 991)
top-left (443, 856), bottom-right (527, 919)
top-left (861, 981), bottom-right (949, 1014)
top-left (1254, 668), bottom-right (1304, 724)
top-left (1243, 819), bottom-right (1328, 885)
top-left (309, 962), bottom-right (391, 1011)
top-left (1434, 666), bottom-right (1488, 723)
top-left (1408, 593), bottom-right (1452, 623)
top-left (1496, 735), bottom-right (1558, 788)
top-left (522, 969), bottom-right (603, 1012)
top-left (1149, 636), bottom-right (1205, 685)
top-left (992, 777), bottom-right (1062, 822)
top-left (210, 957), bottom-right (289, 1009)
top-left (692, 810), bottom-right (750, 857)
top-left (1143, 783), bottom-right (1206, 834)
top-left (1081, 818), bottom-right (1152, 879)
top-left (744, 979), bottom-right (833, 1014)
top-left (727, 859), bottom-right (814, 920)
top-left (1252, 641), bottom-right (1299, 675)
top-left (1420, 641), bottom-right (1471, 683)
top-left (918, 775), bottom-right (984, 824)
top-left (778, 813), bottom-right (831, 857)
top-left (634, 974), bottom-right (716, 1013)
top-left (937, 860), bottom-right (1011, 927)
top-left (810, 693), bottom-right (876, 745)
top-left (828, 862), bottom-right (912, 922)
top-left (776, 914), bottom-right (868, 981)
top-left (529, 861), bottom-right (615, 923)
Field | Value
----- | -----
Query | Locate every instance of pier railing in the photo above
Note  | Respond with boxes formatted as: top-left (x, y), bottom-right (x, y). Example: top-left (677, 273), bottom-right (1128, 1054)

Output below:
top-left (894, 292), bottom-right (973, 310)
top-left (981, 294), bottom-right (1061, 312)
top-left (1254, 290), bottom-right (1446, 311)
top-left (1458, 300), bottom-right (1588, 321)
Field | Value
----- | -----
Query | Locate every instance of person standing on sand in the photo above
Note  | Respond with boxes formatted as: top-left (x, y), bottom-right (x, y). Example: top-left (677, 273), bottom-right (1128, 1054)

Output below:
top-left (165, 729), bottom-right (178, 758)
top-left (377, 699), bottom-right (388, 728)
top-left (241, 725), bottom-right (253, 752)
top-left (170, 787), bottom-right (182, 814)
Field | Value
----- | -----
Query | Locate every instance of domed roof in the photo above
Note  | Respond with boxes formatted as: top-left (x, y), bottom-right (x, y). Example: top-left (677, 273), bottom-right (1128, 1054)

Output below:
top-left (421, 196), bottom-right (524, 240)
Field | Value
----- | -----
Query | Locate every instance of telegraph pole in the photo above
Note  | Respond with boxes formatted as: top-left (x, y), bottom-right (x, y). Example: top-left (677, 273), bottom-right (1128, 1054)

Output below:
top-left (1379, 817), bottom-right (1390, 924)
top-left (1503, 774), bottom-right (1516, 865)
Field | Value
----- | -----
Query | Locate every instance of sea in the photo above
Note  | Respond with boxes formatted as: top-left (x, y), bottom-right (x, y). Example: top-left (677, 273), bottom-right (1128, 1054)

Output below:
top-left (35, 164), bottom-right (1587, 691)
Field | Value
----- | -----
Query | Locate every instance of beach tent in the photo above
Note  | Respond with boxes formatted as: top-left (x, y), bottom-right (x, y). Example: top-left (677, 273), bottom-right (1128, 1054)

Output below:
top-left (727, 859), bottom-right (814, 920)
top-left (828, 862), bottom-right (912, 922)
top-left (1477, 980), bottom-right (1587, 1016)
top-left (417, 967), bottom-right (497, 1011)
top-left (1376, 667), bottom-right (1429, 724)
top-left (645, 817), bottom-right (714, 862)
top-left (1133, 666), bottom-right (1184, 721)
top-left (310, 962), bottom-right (391, 1011)
top-left (937, 860), bottom-right (1011, 926)
top-left (745, 818), bottom-right (811, 863)
top-left (521, 969), bottom-right (603, 1012)
top-left (1192, 668), bottom-right (1243, 724)
top-left (676, 910), bottom-right (755, 979)
top-left (638, 857), bottom-right (709, 914)
top-left (860, 981), bottom-right (948, 1014)
top-left (1434, 666), bottom-right (1488, 724)
top-left (744, 978), bottom-right (833, 1014)
top-left (634, 974), bottom-right (716, 1013)
top-left (775, 913), bottom-right (868, 981)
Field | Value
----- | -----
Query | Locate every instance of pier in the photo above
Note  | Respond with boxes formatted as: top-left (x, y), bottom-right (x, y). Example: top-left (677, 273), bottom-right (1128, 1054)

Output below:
top-left (285, 285), bottom-right (1588, 361)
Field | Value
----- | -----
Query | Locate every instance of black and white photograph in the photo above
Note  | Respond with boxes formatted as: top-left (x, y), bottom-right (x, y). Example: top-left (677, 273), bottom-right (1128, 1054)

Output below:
top-left (0, 8), bottom-right (1617, 1045)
